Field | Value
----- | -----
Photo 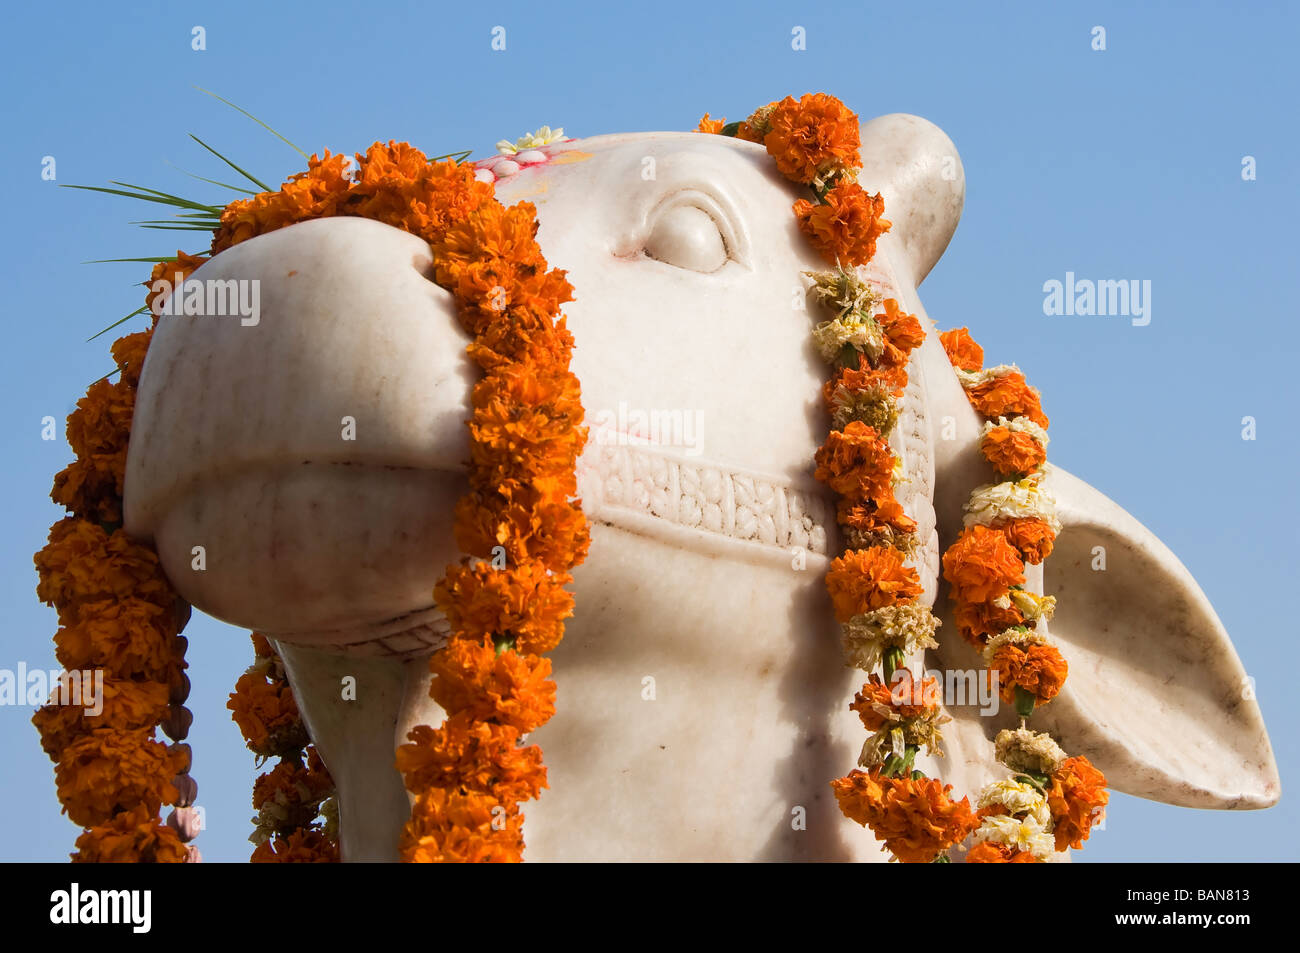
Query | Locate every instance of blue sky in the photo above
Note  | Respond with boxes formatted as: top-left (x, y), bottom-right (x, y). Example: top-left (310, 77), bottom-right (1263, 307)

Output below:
top-left (1, 0), bottom-right (1296, 861)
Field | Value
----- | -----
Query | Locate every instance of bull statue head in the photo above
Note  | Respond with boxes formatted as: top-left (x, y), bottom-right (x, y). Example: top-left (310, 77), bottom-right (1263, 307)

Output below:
top-left (123, 113), bottom-right (1279, 861)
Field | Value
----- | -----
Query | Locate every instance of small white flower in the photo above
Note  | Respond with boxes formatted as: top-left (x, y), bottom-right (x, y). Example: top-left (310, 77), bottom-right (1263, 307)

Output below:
top-left (840, 603), bottom-right (941, 672)
top-left (498, 126), bottom-right (566, 154)
top-left (977, 778), bottom-right (1052, 828)
top-left (811, 316), bottom-right (884, 364)
top-left (955, 363), bottom-right (1020, 388)
top-left (972, 813), bottom-right (1055, 860)
top-left (983, 626), bottom-right (1050, 662)
top-left (962, 472), bottom-right (1061, 533)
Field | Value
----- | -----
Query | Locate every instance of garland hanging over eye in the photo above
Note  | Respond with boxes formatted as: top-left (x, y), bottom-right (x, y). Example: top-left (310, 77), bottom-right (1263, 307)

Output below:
top-left (699, 93), bottom-right (1107, 862)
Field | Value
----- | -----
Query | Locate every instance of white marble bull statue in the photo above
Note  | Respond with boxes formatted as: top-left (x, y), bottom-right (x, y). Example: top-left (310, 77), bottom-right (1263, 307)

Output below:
top-left (122, 114), bottom-right (1279, 861)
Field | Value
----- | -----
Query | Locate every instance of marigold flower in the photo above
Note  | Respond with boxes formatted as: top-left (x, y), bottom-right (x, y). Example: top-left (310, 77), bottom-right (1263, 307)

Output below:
top-left (824, 353), bottom-right (910, 403)
top-left (144, 251), bottom-right (209, 316)
top-left (953, 598), bottom-right (1026, 646)
top-left (763, 93), bottom-right (862, 185)
top-left (965, 370), bottom-right (1049, 429)
top-left (427, 636), bottom-right (557, 734)
top-left (211, 152), bottom-right (353, 254)
top-left (825, 547), bottom-right (923, 622)
top-left (110, 329), bottom-right (153, 389)
top-left (1048, 755), bottom-right (1108, 851)
top-left (939, 327), bottom-right (983, 372)
top-left (435, 561), bottom-right (575, 655)
top-left (814, 421), bottom-right (895, 501)
top-left (965, 841), bottom-right (1038, 863)
top-left (831, 769), bottom-right (980, 863)
top-left (994, 516), bottom-right (1057, 565)
top-left (71, 803), bottom-right (188, 863)
top-left (433, 199), bottom-right (546, 275)
top-left (65, 378), bottom-right (134, 459)
top-left (695, 113), bottom-right (726, 134)
top-left (942, 524), bottom-right (1025, 605)
top-left (251, 829), bottom-right (340, 863)
top-left (397, 713), bottom-right (547, 806)
top-left (227, 670), bottom-right (306, 758)
top-left (50, 454), bottom-right (125, 524)
top-left (981, 425), bottom-right (1048, 477)
top-left (794, 183), bottom-right (890, 267)
top-left (989, 642), bottom-right (1068, 704)
top-left (33, 677), bottom-right (170, 760)
top-left (876, 298), bottom-right (925, 354)
top-left (467, 316), bottom-right (576, 373)
top-left (400, 788), bottom-right (524, 863)
top-left (54, 597), bottom-right (180, 682)
top-left (850, 672), bottom-right (942, 731)
top-left (55, 728), bottom-right (185, 828)
top-left (35, 519), bottom-right (176, 622)
top-left (453, 489), bottom-right (591, 571)
top-left (250, 749), bottom-right (335, 841)
top-left (349, 143), bottom-right (493, 243)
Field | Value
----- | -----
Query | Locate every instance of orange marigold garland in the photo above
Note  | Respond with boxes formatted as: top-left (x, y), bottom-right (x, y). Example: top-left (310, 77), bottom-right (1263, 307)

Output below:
top-left (48, 139), bottom-right (583, 862)
top-left (939, 327), bottom-right (1109, 857)
top-left (703, 93), bottom-right (1108, 861)
top-left (227, 633), bottom-right (338, 862)
top-left (33, 257), bottom-right (202, 861)
top-left (701, 95), bottom-right (971, 860)
top-left (399, 161), bottom-right (588, 865)
top-left (149, 140), bottom-right (587, 861)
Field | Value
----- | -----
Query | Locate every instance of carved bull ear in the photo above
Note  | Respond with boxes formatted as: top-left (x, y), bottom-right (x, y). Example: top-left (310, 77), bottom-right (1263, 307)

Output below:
top-left (858, 114), bottom-right (965, 285)
top-left (1034, 465), bottom-right (1280, 809)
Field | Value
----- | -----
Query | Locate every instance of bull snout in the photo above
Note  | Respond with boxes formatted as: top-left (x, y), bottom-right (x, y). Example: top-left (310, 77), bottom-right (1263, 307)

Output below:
top-left (123, 216), bottom-right (476, 643)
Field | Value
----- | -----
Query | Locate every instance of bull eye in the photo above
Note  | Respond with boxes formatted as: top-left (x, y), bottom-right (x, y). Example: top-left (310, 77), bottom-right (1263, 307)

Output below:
top-left (643, 201), bottom-right (730, 273)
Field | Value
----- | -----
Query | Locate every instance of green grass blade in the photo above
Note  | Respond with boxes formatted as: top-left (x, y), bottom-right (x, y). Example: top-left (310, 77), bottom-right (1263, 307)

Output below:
top-left (83, 257), bottom-right (178, 264)
top-left (61, 184), bottom-right (217, 212)
top-left (88, 305), bottom-right (149, 342)
top-left (163, 160), bottom-right (259, 195)
top-left (107, 181), bottom-right (223, 213)
top-left (188, 134), bottom-right (273, 192)
top-left (132, 223), bottom-right (219, 232)
top-left (88, 366), bottom-right (123, 387)
top-left (194, 86), bottom-right (309, 160)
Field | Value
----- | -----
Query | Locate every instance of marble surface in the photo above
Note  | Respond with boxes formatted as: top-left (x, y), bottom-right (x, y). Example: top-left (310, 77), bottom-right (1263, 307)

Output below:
top-left (122, 115), bottom-right (1280, 861)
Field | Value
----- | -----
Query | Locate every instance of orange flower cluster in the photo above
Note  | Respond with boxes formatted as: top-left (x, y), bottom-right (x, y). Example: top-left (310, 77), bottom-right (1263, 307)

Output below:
top-left (251, 830), bottom-right (340, 863)
top-left (825, 547), bottom-right (923, 622)
top-left (1048, 755), bottom-right (1109, 850)
top-left (966, 841), bottom-right (1037, 863)
top-left (939, 328), bottom-right (1065, 717)
top-left (831, 769), bottom-right (980, 863)
top-left (707, 92), bottom-right (963, 859)
top-left (942, 524), bottom-right (1026, 606)
top-left (794, 185), bottom-right (890, 268)
top-left (762, 93), bottom-right (862, 184)
top-left (937, 326), bottom-right (1107, 856)
top-left (980, 426), bottom-right (1048, 478)
top-left (988, 642), bottom-right (1069, 705)
top-left (850, 672), bottom-right (942, 731)
top-left (185, 141), bottom-right (588, 861)
top-left (34, 275), bottom-right (198, 859)
top-left (227, 633), bottom-right (337, 862)
top-left (699, 94), bottom-right (889, 266)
